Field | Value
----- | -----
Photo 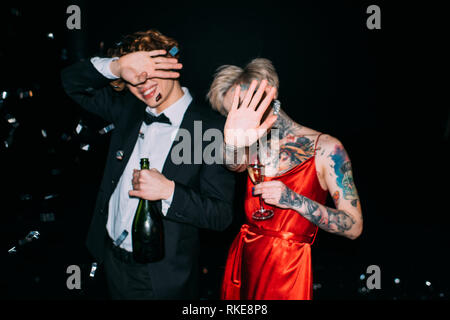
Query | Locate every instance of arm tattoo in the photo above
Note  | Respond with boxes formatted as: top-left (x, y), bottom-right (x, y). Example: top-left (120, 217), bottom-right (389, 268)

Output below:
top-left (279, 187), bottom-right (356, 236)
top-left (332, 190), bottom-right (340, 207)
top-left (329, 144), bottom-right (358, 207)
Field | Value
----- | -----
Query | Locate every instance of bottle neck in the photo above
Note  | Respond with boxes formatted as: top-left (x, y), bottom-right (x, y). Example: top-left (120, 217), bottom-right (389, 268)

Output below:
top-left (140, 158), bottom-right (150, 170)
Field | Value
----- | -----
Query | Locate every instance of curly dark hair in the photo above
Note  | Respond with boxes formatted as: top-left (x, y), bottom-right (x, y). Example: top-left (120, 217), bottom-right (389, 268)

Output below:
top-left (107, 29), bottom-right (180, 91)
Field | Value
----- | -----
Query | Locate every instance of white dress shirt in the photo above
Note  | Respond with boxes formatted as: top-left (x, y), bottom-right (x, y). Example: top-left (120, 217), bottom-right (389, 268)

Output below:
top-left (91, 57), bottom-right (192, 252)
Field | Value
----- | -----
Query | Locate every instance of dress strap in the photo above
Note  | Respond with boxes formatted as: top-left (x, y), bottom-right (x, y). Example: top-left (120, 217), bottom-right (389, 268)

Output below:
top-left (313, 133), bottom-right (323, 156)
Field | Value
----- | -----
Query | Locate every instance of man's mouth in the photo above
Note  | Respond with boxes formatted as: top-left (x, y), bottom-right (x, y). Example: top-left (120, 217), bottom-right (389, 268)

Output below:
top-left (141, 85), bottom-right (157, 100)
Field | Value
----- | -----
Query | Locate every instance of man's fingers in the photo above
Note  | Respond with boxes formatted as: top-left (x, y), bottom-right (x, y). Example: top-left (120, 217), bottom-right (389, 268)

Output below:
top-left (137, 72), bottom-right (148, 84)
top-left (151, 70), bottom-right (181, 79)
top-left (154, 63), bottom-right (183, 70)
top-left (153, 57), bottom-right (178, 64)
top-left (129, 190), bottom-right (142, 198)
top-left (147, 50), bottom-right (167, 57)
top-left (248, 80), bottom-right (268, 111)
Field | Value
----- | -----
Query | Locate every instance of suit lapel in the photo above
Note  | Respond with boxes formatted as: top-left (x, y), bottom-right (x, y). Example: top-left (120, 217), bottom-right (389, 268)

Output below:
top-left (112, 98), bottom-right (203, 184)
top-left (162, 101), bottom-right (201, 180)
top-left (112, 97), bottom-right (146, 182)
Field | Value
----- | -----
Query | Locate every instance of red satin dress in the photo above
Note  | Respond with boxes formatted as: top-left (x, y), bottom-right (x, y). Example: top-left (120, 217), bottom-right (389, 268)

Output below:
top-left (221, 138), bottom-right (328, 300)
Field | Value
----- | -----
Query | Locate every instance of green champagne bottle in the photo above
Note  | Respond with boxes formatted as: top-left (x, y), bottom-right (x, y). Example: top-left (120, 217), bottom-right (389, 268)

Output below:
top-left (132, 158), bottom-right (164, 263)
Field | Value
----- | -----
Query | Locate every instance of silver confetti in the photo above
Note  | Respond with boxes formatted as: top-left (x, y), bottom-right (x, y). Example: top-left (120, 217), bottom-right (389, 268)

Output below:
top-left (15, 230), bottom-right (40, 247)
top-left (75, 121), bottom-right (83, 134)
top-left (113, 230), bottom-right (128, 247)
top-left (25, 231), bottom-right (40, 241)
top-left (89, 262), bottom-right (98, 278)
top-left (6, 114), bottom-right (16, 124)
top-left (18, 90), bottom-right (32, 99)
top-left (40, 212), bottom-right (55, 222)
top-left (313, 283), bottom-right (322, 290)
top-left (44, 194), bottom-right (58, 200)
top-left (99, 123), bottom-right (115, 135)
top-left (20, 194), bottom-right (32, 201)
top-left (9, 231), bottom-right (40, 253)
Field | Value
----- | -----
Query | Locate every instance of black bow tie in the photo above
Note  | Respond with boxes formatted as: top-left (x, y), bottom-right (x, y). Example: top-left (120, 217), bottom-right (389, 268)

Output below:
top-left (143, 112), bottom-right (172, 126)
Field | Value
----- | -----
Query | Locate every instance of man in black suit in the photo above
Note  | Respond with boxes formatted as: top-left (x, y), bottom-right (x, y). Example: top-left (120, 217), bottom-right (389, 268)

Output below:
top-left (61, 30), bottom-right (235, 299)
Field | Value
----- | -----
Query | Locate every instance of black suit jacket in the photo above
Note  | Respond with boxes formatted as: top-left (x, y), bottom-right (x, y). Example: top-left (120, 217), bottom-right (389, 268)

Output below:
top-left (61, 60), bottom-right (235, 299)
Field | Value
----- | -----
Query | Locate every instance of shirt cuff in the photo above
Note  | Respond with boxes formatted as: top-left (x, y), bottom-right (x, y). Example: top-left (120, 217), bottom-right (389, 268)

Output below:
top-left (90, 57), bottom-right (120, 80)
top-left (161, 190), bottom-right (174, 216)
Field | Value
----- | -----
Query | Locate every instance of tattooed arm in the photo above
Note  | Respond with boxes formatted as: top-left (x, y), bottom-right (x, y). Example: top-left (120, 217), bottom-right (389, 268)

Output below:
top-left (253, 135), bottom-right (362, 240)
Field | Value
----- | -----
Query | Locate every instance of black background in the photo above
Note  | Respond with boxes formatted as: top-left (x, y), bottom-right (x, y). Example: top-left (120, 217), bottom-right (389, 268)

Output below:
top-left (0, 0), bottom-right (448, 300)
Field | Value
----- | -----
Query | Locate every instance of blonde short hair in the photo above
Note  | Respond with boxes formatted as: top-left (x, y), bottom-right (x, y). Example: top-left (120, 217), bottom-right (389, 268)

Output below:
top-left (207, 58), bottom-right (279, 116)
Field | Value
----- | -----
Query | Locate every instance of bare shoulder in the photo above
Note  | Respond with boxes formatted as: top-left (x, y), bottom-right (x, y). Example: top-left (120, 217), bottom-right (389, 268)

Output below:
top-left (312, 134), bottom-right (347, 189)
top-left (315, 133), bottom-right (344, 158)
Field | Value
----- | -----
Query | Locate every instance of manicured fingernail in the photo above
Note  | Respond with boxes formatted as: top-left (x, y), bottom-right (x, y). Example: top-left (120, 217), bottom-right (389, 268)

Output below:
top-left (252, 187), bottom-right (255, 196)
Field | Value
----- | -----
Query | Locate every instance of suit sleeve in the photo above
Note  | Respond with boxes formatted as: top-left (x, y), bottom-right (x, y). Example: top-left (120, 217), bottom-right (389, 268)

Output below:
top-left (61, 60), bottom-right (123, 123)
top-left (166, 161), bottom-right (235, 232)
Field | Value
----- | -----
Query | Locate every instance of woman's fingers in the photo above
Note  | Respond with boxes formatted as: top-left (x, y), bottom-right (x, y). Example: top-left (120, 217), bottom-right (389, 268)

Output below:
top-left (248, 80), bottom-right (268, 111)
top-left (258, 113), bottom-right (278, 135)
top-left (240, 80), bottom-right (258, 109)
top-left (257, 182), bottom-right (277, 191)
top-left (230, 85), bottom-right (241, 112)
top-left (256, 86), bottom-right (277, 117)
top-left (253, 181), bottom-right (281, 193)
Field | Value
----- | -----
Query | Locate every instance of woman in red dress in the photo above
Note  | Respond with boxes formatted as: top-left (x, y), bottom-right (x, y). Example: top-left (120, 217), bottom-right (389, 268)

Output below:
top-left (207, 59), bottom-right (363, 300)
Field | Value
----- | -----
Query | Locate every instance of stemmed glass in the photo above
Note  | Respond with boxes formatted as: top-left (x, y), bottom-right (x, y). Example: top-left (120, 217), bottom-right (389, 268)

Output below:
top-left (248, 156), bottom-right (274, 220)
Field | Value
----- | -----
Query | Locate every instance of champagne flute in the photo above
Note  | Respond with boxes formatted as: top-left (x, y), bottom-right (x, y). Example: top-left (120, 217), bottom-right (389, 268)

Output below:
top-left (248, 158), bottom-right (274, 220)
